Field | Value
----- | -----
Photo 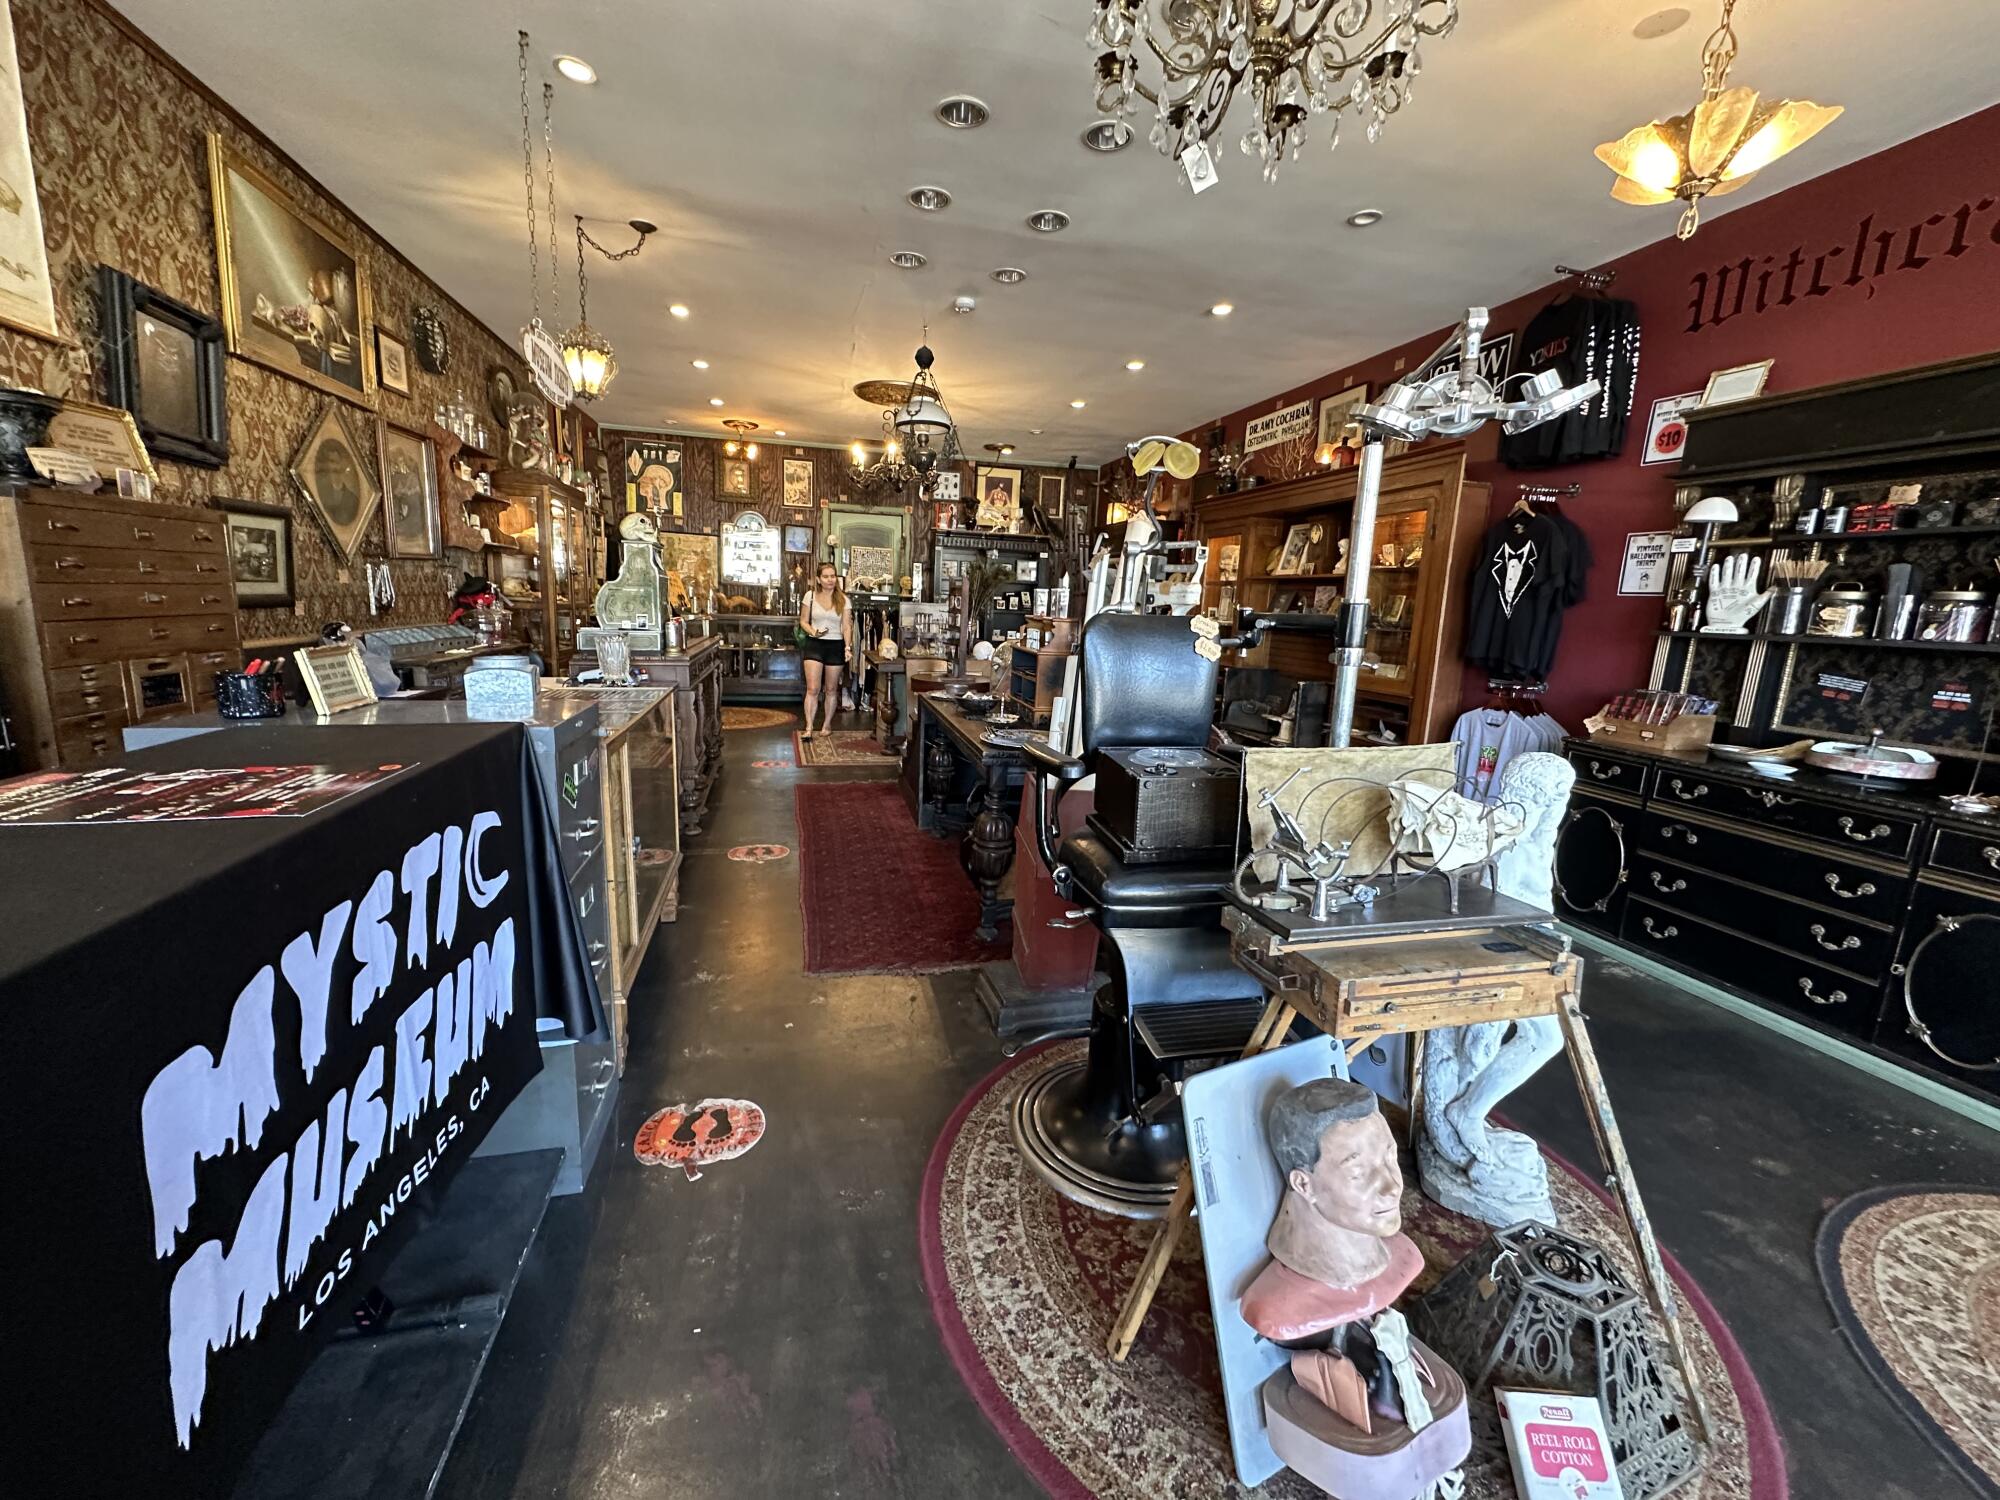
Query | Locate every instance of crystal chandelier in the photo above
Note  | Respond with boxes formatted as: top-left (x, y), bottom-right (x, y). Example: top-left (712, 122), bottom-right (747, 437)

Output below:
top-left (1594, 0), bottom-right (1840, 240)
top-left (561, 215), bottom-right (653, 402)
top-left (1088, 0), bottom-right (1460, 188)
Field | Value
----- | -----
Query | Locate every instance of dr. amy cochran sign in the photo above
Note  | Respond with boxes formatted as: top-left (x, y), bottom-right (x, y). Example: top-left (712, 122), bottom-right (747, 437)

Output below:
top-left (1244, 399), bottom-right (1315, 454)
top-left (141, 808), bottom-right (537, 1455)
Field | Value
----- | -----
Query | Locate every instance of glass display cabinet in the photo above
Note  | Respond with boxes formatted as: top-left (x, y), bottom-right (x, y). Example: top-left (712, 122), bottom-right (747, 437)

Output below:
top-left (715, 614), bottom-right (804, 699)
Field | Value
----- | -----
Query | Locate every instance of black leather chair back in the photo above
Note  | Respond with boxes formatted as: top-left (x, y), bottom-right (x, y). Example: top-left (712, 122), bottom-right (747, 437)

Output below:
top-left (1078, 614), bottom-right (1218, 758)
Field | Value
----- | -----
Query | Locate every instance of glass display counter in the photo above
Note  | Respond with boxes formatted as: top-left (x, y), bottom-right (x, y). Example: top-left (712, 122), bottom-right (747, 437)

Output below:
top-left (714, 613), bottom-right (804, 700)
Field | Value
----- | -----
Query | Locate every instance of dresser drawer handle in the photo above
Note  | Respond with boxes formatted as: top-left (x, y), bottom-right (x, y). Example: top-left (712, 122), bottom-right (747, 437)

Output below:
top-left (67, 632), bottom-right (99, 644)
top-left (148, 626), bottom-right (170, 640)
top-left (1837, 816), bottom-right (1891, 844)
top-left (1754, 789), bottom-right (1798, 807)
top-left (1660, 822), bottom-right (1698, 845)
top-left (1824, 873), bottom-right (1876, 900)
top-left (1640, 916), bottom-right (1678, 940)
top-left (1666, 777), bottom-right (1707, 802)
top-left (205, 623), bottom-right (225, 633)
top-left (1587, 761), bottom-right (1621, 781)
top-left (79, 692), bottom-right (102, 707)
top-left (138, 560), bottom-right (159, 574)
top-left (131, 527), bottom-right (156, 540)
top-left (1808, 923), bottom-right (1860, 952)
top-left (1648, 871), bottom-right (1687, 894)
top-left (55, 556), bottom-right (82, 569)
top-left (1798, 976), bottom-right (1848, 1007)
top-left (193, 527), bottom-right (215, 542)
top-left (199, 594), bottom-right (223, 605)
top-left (195, 561), bottom-right (219, 573)
top-left (141, 592), bottom-right (168, 606)
top-left (45, 519), bottom-right (79, 532)
top-left (1983, 846), bottom-right (1999, 871)
top-left (61, 595), bottom-right (90, 607)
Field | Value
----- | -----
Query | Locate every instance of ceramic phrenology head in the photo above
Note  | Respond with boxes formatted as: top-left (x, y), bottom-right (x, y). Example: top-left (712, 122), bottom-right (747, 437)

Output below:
top-left (1268, 1078), bottom-right (1403, 1239)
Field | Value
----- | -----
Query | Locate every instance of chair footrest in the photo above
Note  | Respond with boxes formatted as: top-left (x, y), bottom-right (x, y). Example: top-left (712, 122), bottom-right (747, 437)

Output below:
top-left (1132, 998), bottom-right (1305, 1064)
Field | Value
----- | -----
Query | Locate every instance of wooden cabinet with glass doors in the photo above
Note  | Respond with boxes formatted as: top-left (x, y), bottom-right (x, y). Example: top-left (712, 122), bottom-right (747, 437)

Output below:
top-left (1194, 442), bottom-right (1487, 745)
top-left (490, 469), bottom-right (606, 674)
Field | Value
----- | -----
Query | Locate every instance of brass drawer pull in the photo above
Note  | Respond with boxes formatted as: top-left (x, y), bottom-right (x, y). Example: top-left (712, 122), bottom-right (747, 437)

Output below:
top-left (195, 562), bottom-right (218, 573)
top-left (67, 632), bottom-right (99, 644)
top-left (131, 527), bottom-right (156, 540)
top-left (55, 556), bottom-right (82, 569)
top-left (1837, 816), bottom-right (1891, 843)
top-left (200, 594), bottom-right (223, 605)
top-left (1824, 873), bottom-right (1876, 900)
top-left (61, 595), bottom-right (90, 607)
top-left (1808, 923), bottom-right (1860, 952)
top-left (193, 527), bottom-right (215, 541)
top-left (1660, 822), bottom-right (1698, 844)
top-left (205, 623), bottom-right (225, 633)
top-left (1640, 916), bottom-right (1678, 939)
top-left (1984, 846), bottom-right (1999, 871)
top-left (141, 592), bottom-right (167, 605)
top-left (1587, 761), bottom-right (1621, 781)
top-left (1667, 777), bottom-right (1707, 801)
top-left (1648, 871), bottom-right (1687, 894)
top-left (148, 626), bottom-right (170, 640)
top-left (138, 560), bottom-right (158, 574)
top-left (45, 519), bottom-right (79, 532)
top-left (1798, 976), bottom-right (1847, 1006)
top-left (1754, 789), bottom-right (1798, 807)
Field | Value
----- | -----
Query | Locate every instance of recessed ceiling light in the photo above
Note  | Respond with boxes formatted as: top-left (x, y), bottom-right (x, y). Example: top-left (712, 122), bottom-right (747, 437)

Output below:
top-left (1210, 301), bottom-right (1234, 317)
top-left (1070, 399), bottom-right (1087, 409)
top-left (1632, 7), bottom-right (1691, 39)
top-left (553, 55), bottom-right (597, 84)
top-left (1346, 208), bottom-right (1385, 227)
top-left (1082, 119), bottom-right (1132, 153)
top-left (990, 266), bottom-right (1028, 285)
top-left (1026, 209), bottom-right (1071, 233)
top-left (888, 250), bottom-right (928, 269)
top-left (690, 358), bottom-right (709, 369)
top-left (1125, 359), bottom-right (1146, 371)
top-left (669, 304), bottom-right (690, 318)
top-left (935, 95), bottom-right (990, 129)
top-left (775, 431), bottom-right (787, 437)
top-left (709, 397), bottom-right (725, 407)
top-left (953, 295), bottom-right (977, 314)
top-left (907, 185), bottom-right (951, 212)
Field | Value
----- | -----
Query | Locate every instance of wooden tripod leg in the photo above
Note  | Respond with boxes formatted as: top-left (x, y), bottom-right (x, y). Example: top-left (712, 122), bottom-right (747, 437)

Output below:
top-left (1557, 994), bottom-right (1714, 1445)
top-left (1405, 1028), bottom-right (1429, 1153)
top-left (1107, 994), bottom-right (1294, 1363)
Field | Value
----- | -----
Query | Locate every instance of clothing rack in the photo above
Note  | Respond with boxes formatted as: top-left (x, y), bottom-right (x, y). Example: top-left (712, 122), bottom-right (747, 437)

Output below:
top-left (1484, 677), bottom-right (1548, 710)
top-left (1516, 482), bottom-right (1582, 502)
top-left (1553, 263), bottom-right (1617, 292)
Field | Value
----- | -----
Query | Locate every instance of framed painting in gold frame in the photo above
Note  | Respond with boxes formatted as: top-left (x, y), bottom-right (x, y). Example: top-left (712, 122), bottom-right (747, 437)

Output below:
top-left (378, 422), bottom-right (440, 559)
top-left (0, 0), bottom-right (56, 340)
top-left (46, 398), bottom-right (157, 484)
top-left (208, 134), bottom-right (375, 401)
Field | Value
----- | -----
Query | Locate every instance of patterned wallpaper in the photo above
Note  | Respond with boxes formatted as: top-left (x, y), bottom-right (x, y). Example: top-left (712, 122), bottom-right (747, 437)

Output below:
top-left (0, 0), bottom-right (531, 645)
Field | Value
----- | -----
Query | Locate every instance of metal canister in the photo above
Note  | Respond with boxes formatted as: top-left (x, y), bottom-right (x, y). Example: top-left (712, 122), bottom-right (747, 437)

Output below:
top-left (1766, 587), bottom-right (1813, 637)
top-left (1914, 589), bottom-right (1992, 643)
top-left (1821, 505), bottom-right (1851, 534)
top-left (660, 615), bottom-right (688, 653)
top-left (1806, 587), bottom-right (1877, 638)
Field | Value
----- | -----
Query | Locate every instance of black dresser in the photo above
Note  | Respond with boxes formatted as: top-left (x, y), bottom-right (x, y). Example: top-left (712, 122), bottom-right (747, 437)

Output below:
top-left (1556, 738), bottom-right (1997, 1102)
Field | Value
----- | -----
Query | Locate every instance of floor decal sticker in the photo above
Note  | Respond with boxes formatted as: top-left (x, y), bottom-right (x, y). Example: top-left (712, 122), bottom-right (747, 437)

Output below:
top-left (727, 843), bottom-right (791, 862)
top-left (634, 1098), bottom-right (767, 1181)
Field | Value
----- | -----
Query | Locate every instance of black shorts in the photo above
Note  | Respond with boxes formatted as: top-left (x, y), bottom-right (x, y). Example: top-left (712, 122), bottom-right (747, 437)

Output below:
top-left (802, 638), bottom-right (846, 666)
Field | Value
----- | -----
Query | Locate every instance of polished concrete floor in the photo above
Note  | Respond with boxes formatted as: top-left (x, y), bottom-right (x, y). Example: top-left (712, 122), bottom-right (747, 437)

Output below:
top-left (440, 714), bottom-right (1997, 1500)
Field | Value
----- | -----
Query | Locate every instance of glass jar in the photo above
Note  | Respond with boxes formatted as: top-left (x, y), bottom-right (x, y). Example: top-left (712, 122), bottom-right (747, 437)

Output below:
top-left (1807, 587), bottom-right (1876, 638)
top-left (1913, 589), bottom-right (1992, 643)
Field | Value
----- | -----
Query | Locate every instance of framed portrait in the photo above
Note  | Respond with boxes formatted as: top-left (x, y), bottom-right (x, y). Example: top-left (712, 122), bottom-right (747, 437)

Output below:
top-left (0, 2), bottom-right (55, 340)
top-left (1038, 472), bottom-right (1065, 519)
top-left (375, 327), bottom-right (412, 396)
top-left (1317, 383), bottom-right (1369, 448)
top-left (208, 133), bottom-right (375, 401)
top-left (974, 465), bottom-right (1022, 531)
top-left (659, 531), bottom-right (720, 607)
top-left (1700, 359), bottom-right (1774, 407)
top-left (99, 266), bottom-right (230, 468)
top-left (781, 456), bottom-right (814, 509)
top-left (46, 398), bottom-right (157, 484)
top-left (625, 440), bottom-right (683, 520)
top-left (783, 523), bottom-right (814, 553)
top-left (215, 498), bottom-right (296, 607)
top-left (379, 423), bottom-right (439, 558)
top-left (1274, 522), bottom-right (1315, 576)
top-left (722, 456), bottom-right (752, 497)
top-left (290, 401), bottom-right (381, 561)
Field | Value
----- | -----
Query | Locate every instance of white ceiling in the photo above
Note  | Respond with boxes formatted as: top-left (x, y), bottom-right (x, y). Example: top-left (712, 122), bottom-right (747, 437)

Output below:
top-left (117, 0), bottom-right (1995, 465)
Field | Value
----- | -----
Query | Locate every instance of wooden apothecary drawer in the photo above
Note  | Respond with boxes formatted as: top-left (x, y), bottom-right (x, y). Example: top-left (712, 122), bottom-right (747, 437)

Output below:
top-left (32, 581), bottom-right (233, 620)
top-left (41, 614), bottom-right (234, 668)
top-left (28, 548), bottom-right (227, 585)
top-left (53, 709), bottom-right (130, 767)
top-left (1640, 810), bottom-right (1907, 926)
top-left (21, 502), bottom-right (224, 556)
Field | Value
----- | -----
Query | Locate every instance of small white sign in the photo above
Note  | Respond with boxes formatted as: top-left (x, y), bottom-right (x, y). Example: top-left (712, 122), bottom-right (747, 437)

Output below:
top-left (1618, 531), bottom-right (1674, 595)
top-left (1244, 399), bottom-right (1314, 455)
top-left (520, 322), bottom-right (574, 408)
top-left (1640, 391), bottom-right (1702, 466)
top-left (1668, 535), bottom-right (1701, 554)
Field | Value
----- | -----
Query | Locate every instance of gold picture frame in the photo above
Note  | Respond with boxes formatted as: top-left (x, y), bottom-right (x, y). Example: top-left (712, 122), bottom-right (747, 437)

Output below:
top-left (208, 134), bottom-right (376, 402)
top-left (298, 643), bottom-right (379, 716)
top-left (721, 457), bottom-right (752, 497)
top-left (0, 0), bottom-right (57, 340)
top-left (45, 398), bottom-right (157, 483)
top-left (1700, 359), bottom-right (1774, 407)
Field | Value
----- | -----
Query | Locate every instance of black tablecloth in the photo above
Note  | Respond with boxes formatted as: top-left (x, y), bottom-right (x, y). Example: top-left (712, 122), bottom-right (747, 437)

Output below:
top-left (0, 723), bottom-right (586, 1496)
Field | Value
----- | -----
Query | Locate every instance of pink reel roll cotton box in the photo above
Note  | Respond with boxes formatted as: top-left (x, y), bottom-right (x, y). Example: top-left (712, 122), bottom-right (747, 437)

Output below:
top-left (1497, 1389), bottom-right (1627, 1500)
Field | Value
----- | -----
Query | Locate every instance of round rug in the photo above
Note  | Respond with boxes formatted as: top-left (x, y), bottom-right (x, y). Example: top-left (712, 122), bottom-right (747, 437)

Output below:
top-left (922, 1042), bottom-right (1785, 1500)
top-left (1818, 1185), bottom-right (2000, 1497)
top-left (721, 705), bottom-right (797, 730)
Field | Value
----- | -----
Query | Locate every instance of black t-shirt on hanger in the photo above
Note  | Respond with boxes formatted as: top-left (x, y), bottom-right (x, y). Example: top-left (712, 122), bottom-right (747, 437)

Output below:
top-left (1464, 510), bottom-right (1580, 682)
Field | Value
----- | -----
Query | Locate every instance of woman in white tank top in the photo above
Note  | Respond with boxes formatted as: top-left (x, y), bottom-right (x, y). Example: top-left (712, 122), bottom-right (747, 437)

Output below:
top-left (798, 561), bottom-right (852, 739)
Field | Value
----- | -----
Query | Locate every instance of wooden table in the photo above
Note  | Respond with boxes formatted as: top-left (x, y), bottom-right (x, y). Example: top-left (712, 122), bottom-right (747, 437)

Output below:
top-left (1108, 903), bottom-right (1712, 1446)
top-left (903, 692), bottom-right (1026, 941)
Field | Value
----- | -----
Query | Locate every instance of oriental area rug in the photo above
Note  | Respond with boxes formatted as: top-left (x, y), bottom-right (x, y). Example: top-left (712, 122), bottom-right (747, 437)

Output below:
top-left (922, 1042), bottom-right (1786, 1500)
top-left (794, 729), bottom-right (898, 767)
top-left (794, 781), bottom-right (1007, 974)
top-left (1817, 1185), bottom-right (2000, 1498)
top-left (720, 705), bottom-right (797, 731)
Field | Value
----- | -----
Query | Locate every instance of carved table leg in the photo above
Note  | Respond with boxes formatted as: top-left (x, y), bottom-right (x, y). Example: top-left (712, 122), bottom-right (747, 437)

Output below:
top-left (925, 728), bottom-right (954, 828)
top-left (963, 757), bottom-right (1016, 941)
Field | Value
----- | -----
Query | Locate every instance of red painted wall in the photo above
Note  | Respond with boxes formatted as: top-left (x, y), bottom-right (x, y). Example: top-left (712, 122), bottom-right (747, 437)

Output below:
top-left (1184, 104), bottom-right (2000, 730)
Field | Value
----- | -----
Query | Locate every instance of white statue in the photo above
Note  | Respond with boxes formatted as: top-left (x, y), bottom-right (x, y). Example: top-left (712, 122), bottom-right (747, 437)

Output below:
top-left (1701, 552), bottom-right (1773, 634)
top-left (1417, 752), bottom-right (1574, 1227)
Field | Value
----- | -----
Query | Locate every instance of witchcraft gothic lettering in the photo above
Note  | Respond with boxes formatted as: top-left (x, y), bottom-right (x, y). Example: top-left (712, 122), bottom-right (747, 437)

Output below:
top-left (1684, 196), bottom-right (1999, 333)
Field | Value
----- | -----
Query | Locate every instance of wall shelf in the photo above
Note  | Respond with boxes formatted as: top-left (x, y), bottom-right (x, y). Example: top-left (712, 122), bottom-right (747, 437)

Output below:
top-left (1658, 627), bottom-right (1999, 655)
top-left (1705, 522), bottom-right (2000, 550)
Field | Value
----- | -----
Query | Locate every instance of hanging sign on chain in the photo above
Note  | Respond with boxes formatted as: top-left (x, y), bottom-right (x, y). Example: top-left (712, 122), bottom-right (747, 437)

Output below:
top-left (520, 323), bottom-right (573, 409)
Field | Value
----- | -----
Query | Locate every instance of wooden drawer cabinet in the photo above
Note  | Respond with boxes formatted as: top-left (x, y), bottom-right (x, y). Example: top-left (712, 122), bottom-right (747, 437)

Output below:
top-left (0, 490), bottom-right (241, 770)
top-left (1929, 827), bottom-right (2000, 888)
top-left (1639, 809), bottom-right (1909, 926)
top-left (1631, 850), bottom-right (1896, 979)
top-left (1650, 767), bottom-right (1921, 860)
top-left (1571, 749), bottom-right (1648, 801)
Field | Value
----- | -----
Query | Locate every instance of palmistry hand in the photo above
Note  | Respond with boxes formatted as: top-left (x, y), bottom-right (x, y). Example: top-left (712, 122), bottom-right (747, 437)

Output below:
top-left (1703, 553), bottom-right (1772, 633)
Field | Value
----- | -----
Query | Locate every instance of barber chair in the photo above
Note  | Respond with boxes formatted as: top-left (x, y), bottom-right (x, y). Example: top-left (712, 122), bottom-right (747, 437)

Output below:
top-left (1014, 614), bottom-right (1278, 1218)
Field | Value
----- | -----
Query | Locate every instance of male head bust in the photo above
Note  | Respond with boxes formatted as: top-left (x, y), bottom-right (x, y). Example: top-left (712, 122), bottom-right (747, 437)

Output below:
top-left (1266, 1078), bottom-right (1404, 1290)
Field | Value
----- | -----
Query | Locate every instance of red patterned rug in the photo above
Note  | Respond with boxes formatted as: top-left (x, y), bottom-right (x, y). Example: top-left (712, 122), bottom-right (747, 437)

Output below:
top-left (922, 1042), bottom-right (1787, 1500)
top-left (794, 730), bottom-right (898, 767)
top-left (794, 781), bottom-right (1008, 974)
top-left (721, 705), bottom-right (797, 731)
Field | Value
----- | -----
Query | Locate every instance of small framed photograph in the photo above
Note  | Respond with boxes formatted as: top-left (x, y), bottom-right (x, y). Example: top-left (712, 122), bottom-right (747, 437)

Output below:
top-left (722, 456), bottom-right (752, 497)
top-left (781, 456), bottom-right (813, 508)
top-left (783, 523), bottom-right (814, 553)
top-left (298, 643), bottom-right (378, 716)
top-left (216, 497), bottom-right (296, 607)
top-left (375, 327), bottom-right (412, 395)
top-left (1700, 359), bottom-right (1773, 407)
top-left (1038, 472), bottom-right (1065, 519)
top-left (1317, 382), bottom-right (1369, 448)
top-left (1273, 522), bottom-right (1314, 576)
